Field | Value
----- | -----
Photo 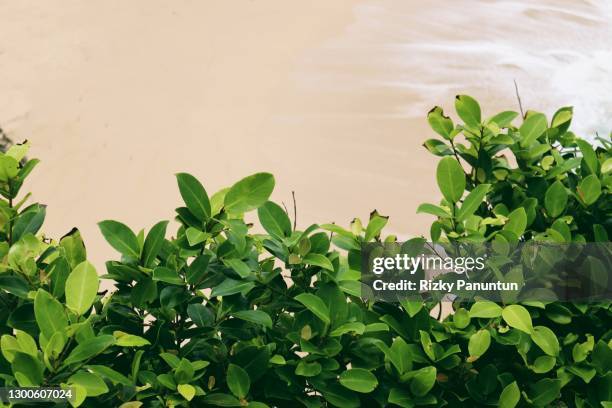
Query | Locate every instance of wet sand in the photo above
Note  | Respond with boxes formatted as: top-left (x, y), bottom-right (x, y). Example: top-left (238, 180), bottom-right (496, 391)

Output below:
top-left (0, 1), bottom-right (438, 268)
top-left (2, 1), bottom-right (607, 270)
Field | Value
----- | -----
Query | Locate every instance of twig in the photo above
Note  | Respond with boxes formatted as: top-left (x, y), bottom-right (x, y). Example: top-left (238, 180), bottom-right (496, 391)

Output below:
top-left (513, 79), bottom-right (525, 118)
top-left (281, 201), bottom-right (289, 215)
top-left (291, 191), bottom-right (297, 230)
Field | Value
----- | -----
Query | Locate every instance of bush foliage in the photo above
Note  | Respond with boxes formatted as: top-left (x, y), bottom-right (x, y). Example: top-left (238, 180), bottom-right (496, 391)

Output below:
top-left (0, 97), bottom-right (610, 407)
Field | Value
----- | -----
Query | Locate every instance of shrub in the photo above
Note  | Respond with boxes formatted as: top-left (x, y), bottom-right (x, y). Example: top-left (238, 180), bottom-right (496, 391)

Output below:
top-left (0, 143), bottom-right (132, 406)
top-left (0, 97), bottom-right (610, 407)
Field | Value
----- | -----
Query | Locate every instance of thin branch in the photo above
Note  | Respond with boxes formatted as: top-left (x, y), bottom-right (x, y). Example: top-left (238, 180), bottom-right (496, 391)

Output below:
top-left (291, 191), bottom-right (297, 230)
top-left (513, 79), bottom-right (525, 118)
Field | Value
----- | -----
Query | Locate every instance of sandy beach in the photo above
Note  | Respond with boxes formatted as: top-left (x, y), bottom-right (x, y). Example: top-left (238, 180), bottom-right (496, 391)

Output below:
top-left (1, 0), bottom-right (609, 268)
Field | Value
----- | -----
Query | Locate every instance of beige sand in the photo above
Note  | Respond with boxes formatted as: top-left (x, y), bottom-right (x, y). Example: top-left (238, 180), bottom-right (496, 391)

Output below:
top-left (0, 1), bottom-right (439, 268)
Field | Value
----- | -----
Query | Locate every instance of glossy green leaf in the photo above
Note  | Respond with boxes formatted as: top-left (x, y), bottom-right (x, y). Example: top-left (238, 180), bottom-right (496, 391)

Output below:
top-left (232, 310), bottom-right (273, 329)
top-left (227, 363), bottom-right (250, 399)
top-left (468, 329), bottom-right (491, 359)
top-left (295, 293), bottom-right (330, 325)
top-left (63, 335), bottom-right (116, 366)
top-left (141, 220), bottom-right (168, 267)
top-left (455, 95), bottom-right (481, 127)
top-left (457, 184), bottom-right (490, 221)
top-left (34, 289), bottom-right (68, 339)
top-left (410, 366), bottom-right (436, 397)
top-left (176, 172), bottom-right (211, 221)
top-left (178, 383), bottom-right (196, 401)
top-left (302, 253), bottom-right (334, 271)
top-left (531, 326), bottom-right (559, 356)
top-left (544, 181), bottom-right (567, 218)
top-left (469, 301), bottom-right (503, 318)
top-left (498, 381), bottom-right (520, 408)
top-left (520, 112), bottom-right (547, 147)
top-left (427, 106), bottom-right (454, 139)
top-left (417, 203), bottom-right (451, 218)
top-left (98, 220), bottom-right (141, 258)
top-left (68, 371), bottom-right (109, 397)
top-left (187, 303), bottom-right (214, 327)
top-left (339, 368), bottom-right (378, 393)
top-left (258, 201), bottom-right (291, 238)
top-left (65, 261), bottom-right (99, 315)
top-left (578, 174), bottom-right (601, 205)
top-left (224, 173), bottom-right (275, 215)
top-left (502, 305), bottom-right (534, 334)
top-left (436, 157), bottom-right (465, 203)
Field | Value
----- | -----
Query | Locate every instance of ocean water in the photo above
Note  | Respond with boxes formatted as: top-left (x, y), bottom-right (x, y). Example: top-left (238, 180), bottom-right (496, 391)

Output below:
top-left (300, 0), bottom-right (611, 139)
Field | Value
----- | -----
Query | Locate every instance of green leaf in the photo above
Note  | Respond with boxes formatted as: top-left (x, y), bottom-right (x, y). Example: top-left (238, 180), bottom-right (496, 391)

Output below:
top-left (224, 258), bottom-right (252, 278)
top-left (339, 368), bottom-right (378, 393)
top-left (211, 278), bottom-right (255, 297)
top-left (86, 365), bottom-right (131, 386)
top-left (330, 322), bottom-right (366, 337)
top-left (141, 221), bottom-right (168, 267)
top-left (0, 275), bottom-right (29, 298)
top-left (6, 141), bottom-right (30, 162)
top-left (174, 358), bottom-right (195, 384)
top-left (531, 326), bottom-right (559, 356)
top-left (451, 308), bottom-right (469, 329)
top-left (427, 106), bottom-right (454, 139)
top-left (12, 205), bottom-right (46, 242)
top-left (320, 384), bottom-right (360, 408)
top-left (98, 220), bottom-right (141, 258)
top-left (202, 393), bottom-right (242, 407)
top-left (187, 303), bottom-right (214, 327)
top-left (436, 157), bottom-right (466, 203)
top-left (65, 261), bottom-right (99, 315)
top-left (498, 381), bottom-right (520, 408)
top-left (227, 363), bottom-right (250, 399)
top-left (531, 355), bottom-right (556, 373)
top-left (34, 289), bottom-right (67, 339)
top-left (68, 371), bottom-right (109, 397)
top-left (503, 208), bottom-right (527, 237)
top-left (602, 158), bottom-right (612, 174)
top-left (457, 184), bottom-right (490, 221)
top-left (63, 335), bottom-right (115, 366)
top-left (578, 174), bottom-right (601, 205)
top-left (468, 329), bottom-right (491, 359)
top-left (178, 383), bottom-right (196, 401)
top-left (0, 155), bottom-right (19, 182)
top-left (258, 201), bottom-right (291, 238)
top-left (576, 139), bottom-right (598, 174)
top-left (233, 310), bottom-right (273, 329)
top-left (502, 305), bottom-right (533, 334)
top-left (295, 293), bottom-right (330, 325)
top-left (544, 181), bottom-right (568, 218)
top-left (388, 388), bottom-right (414, 408)
top-left (520, 113), bottom-right (547, 147)
top-left (410, 366), bottom-right (436, 397)
top-left (417, 203), bottom-right (451, 218)
top-left (224, 173), bottom-right (275, 215)
top-left (423, 139), bottom-right (452, 156)
top-left (12, 352), bottom-right (44, 386)
top-left (364, 211), bottom-right (389, 241)
top-left (489, 111), bottom-right (518, 127)
top-left (153, 267), bottom-right (184, 285)
top-left (455, 95), bottom-right (481, 127)
top-left (113, 331), bottom-right (150, 347)
top-left (176, 172), bottom-right (211, 221)
top-left (469, 301), bottom-right (503, 318)
top-left (68, 384), bottom-right (87, 407)
top-left (295, 361), bottom-right (321, 377)
top-left (303, 253), bottom-right (334, 271)
top-left (529, 378), bottom-right (561, 406)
